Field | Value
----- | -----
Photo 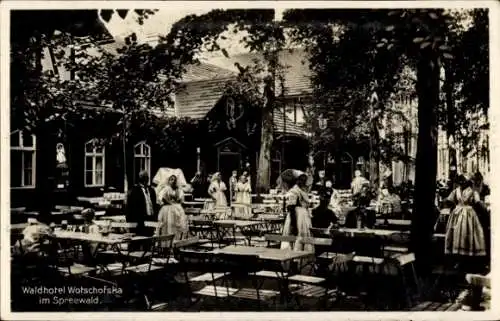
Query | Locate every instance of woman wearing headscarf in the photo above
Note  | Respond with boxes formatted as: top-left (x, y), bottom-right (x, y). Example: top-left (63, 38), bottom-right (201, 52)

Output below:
top-left (158, 175), bottom-right (189, 240)
top-left (444, 174), bottom-right (486, 272)
top-left (208, 172), bottom-right (227, 207)
top-left (471, 171), bottom-right (491, 260)
top-left (234, 174), bottom-right (252, 219)
top-left (281, 174), bottom-right (314, 252)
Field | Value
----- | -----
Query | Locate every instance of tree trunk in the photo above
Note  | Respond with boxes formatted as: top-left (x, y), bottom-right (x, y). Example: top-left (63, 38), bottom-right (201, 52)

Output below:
top-left (369, 122), bottom-right (380, 187)
top-left (256, 81), bottom-right (274, 194)
top-left (444, 63), bottom-right (457, 182)
top-left (411, 49), bottom-right (440, 275)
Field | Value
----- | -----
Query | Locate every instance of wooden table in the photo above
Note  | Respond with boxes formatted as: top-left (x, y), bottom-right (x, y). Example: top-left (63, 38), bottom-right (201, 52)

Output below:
top-left (77, 196), bottom-right (104, 204)
top-left (214, 220), bottom-right (266, 245)
top-left (213, 245), bottom-right (313, 261)
top-left (338, 227), bottom-right (398, 237)
top-left (213, 245), bottom-right (313, 306)
top-left (52, 230), bottom-right (149, 244)
top-left (214, 220), bottom-right (263, 228)
top-left (193, 198), bottom-right (211, 202)
top-left (183, 201), bottom-right (205, 207)
top-left (375, 219), bottom-right (412, 227)
top-left (102, 215), bottom-right (127, 222)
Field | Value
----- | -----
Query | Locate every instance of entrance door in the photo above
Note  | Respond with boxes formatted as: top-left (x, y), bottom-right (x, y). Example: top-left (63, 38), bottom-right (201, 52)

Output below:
top-left (337, 153), bottom-right (354, 189)
top-left (219, 152), bottom-right (241, 178)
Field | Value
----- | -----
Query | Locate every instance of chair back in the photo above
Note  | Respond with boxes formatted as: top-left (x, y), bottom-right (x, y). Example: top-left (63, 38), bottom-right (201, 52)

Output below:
top-left (329, 229), bottom-right (351, 254)
top-left (264, 234), bottom-right (296, 248)
top-left (310, 227), bottom-right (329, 238)
top-left (302, 236), bottom-right (333, 247)
top-left (148, 234), bottom-right (175, 268)
top-left (173, 237), bottom-right (200, 249)
top-left (215, 222), bottom-right (236, 246)
top-left (349, 232), bottom-right (384, 258)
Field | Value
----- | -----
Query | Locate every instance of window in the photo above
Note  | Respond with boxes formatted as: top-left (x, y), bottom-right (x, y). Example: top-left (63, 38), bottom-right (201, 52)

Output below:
top-left (134, 142), bottom-right (151, 183)
top-left (84, 140), bottom-right (105, 187)
top-left (11, 131), bottom-right (36, 188)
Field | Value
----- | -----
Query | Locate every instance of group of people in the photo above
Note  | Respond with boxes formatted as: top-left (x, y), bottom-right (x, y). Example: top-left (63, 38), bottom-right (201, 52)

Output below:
top-left (125, 169), bottom-right (254, 240)
top-left (126, 170), bottom-right (188, 240)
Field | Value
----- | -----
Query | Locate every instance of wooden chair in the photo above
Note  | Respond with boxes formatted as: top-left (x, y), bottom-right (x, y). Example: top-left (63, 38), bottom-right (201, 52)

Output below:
top-left (214, 222), bottom-right (238, 248)
top-left (287, 237), bottom-right (349, 309)
top-left (124, 234), bottom-right (176, 310)
top-left (217, 253), bottom-right (279, 310)
top-left (177, 249), bottom-right (228, 309)
top-left (189, 220), bottom-right (219, 249)
top-left (264, 234), bottom-right (297, 249)
top-left (144, 221), bottom-right (160, 235)
top-left (386, 252), bottom-right (421, 309)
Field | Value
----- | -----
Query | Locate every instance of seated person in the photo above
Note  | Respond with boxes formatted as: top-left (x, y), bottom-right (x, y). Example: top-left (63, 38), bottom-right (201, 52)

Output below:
top-left (353, 183), bottom-right (373, 207)
top-left (377, 186), bottom-right (397, 215)
top-left (388, 186), bottom-right (402, 214)
top-left (79, 208), bottom-right (101, 265)
top-left (312, 191), bottom-right (339, 230)
top-left (15, 220), bottom-right (53, 257)
top-left (80, 208), bottom-right (100, 234)
top-left (346, 184), bottom-right (376, 228)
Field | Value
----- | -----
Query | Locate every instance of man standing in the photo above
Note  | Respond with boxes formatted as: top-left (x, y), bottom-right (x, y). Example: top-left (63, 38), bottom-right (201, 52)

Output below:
top-left (126, 170), bottom-right (157, 236)
top-left (229, 170), bottom-right (238, 203)
top-left (351, 170), bottom-right (369, 198)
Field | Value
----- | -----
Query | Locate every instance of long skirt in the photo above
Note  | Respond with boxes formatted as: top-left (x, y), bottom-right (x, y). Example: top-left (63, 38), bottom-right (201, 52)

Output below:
top-left (213, 191), bottom-right (228, 208)
top-left (281, 207), bottom-right (314, 252)
top-left (234, 192), bottom-right (252, 219)
top-left (445, 205), bottom-right (486, 256)
top-left (158, 204), bottom-right (189, 241)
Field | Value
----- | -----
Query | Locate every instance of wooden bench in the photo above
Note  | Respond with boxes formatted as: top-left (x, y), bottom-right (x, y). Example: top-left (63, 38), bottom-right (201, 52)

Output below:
top-left (411, 301), bottom-right (462, 311)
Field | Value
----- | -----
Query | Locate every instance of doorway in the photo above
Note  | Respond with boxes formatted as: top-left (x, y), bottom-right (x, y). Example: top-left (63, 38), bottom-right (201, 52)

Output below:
top-left (218, 152), bottom-right (241, 178)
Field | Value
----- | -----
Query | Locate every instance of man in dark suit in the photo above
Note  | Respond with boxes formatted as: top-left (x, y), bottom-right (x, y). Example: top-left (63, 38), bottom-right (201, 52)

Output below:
top-left (126, 170), bottom-right (157, 236)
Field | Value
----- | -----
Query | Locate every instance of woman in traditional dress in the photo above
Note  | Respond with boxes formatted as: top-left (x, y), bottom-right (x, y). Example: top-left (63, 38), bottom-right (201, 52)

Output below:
top-left (444, 174), bottom-right (486, 272)
top-left (281, 174), bottom-right (314, 252)
top-left (234, 174), bottom-right (252, 218)
top-left (208, 172), bottom-right (227, 207)
top-left (158, 175), bottom-right (189, 240)
top-left (328, 182), bottom-right (344, 222)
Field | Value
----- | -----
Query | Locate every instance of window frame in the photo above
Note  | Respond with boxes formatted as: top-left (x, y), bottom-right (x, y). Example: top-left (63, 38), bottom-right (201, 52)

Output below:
top-left (134, 142), bottom-right (151, 184)
top-left (10, 131), bottom-right (37, 189)
top-left (84, 140), bottom-right (105, 187)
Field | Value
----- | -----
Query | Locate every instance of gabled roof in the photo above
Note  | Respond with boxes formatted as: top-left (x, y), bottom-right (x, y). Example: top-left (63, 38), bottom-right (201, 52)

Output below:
top-left (181, 63), bottom-right (236, 83)
top-left (176, 78), bottom-right (228, 119)
top-left (207, 48), bottom-right (313, 97)
top-left (273, 110), bottom-right (308, 137)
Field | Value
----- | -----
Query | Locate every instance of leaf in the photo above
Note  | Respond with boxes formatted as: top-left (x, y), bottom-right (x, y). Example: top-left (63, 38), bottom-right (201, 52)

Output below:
top-left (385, 25), bottom-right (395, 32)
top-left (387, 43), bottom-right (394, 50)
top-left (413, 37), bottom-right (425, 43)
top-left (221, 48), bottom-right (230, 58)
top-left (420, 42), bottom-right (431, 49)
top-left (429, 12), bottom-right (439, 19)
top-left (438, 45), bottom-right (451, 51)
top-left (376, 43), bottom-right (385, 48)
top-left (442, 52), bottom-right (454, 59)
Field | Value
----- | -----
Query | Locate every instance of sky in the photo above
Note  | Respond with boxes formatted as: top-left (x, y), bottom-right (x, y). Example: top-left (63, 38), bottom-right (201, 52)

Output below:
top-left (100, 8), bottom-right (286, 66)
